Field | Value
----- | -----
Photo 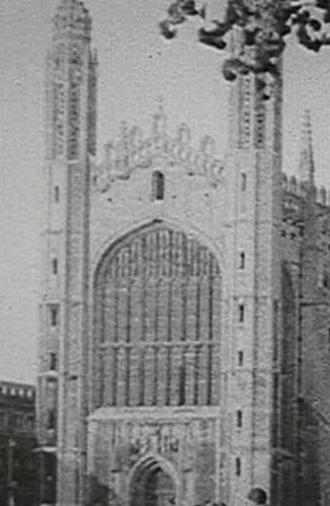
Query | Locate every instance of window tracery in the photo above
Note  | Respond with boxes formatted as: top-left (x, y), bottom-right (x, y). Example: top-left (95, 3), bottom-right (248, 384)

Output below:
top-left (94, 224), bottom-right (222, 408)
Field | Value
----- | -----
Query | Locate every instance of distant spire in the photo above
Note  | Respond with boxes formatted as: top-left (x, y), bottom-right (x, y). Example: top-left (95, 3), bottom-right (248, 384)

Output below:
top-left (299, 109), bottom-right (315, 186)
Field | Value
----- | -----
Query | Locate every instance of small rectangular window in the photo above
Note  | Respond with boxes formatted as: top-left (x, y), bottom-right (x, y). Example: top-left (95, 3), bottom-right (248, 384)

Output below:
top-left (47, 409), bottom-right (56, 430)
top-left (239, 304), bottom-right (245, 323)
top-left (50, 307), bottom-right (58, 327)
top-left (54, 186), bottom-right (60, 203)
top-left (237, 410), bottom-right (243, 428)
top-left (50, 353), bottom-right (57, 371)
top-left (152, 171), bottom-right (165, 201)
top-left (52, 258), bottom-right (58, 275)
top-left (238, 351), bottom-right (244, 366)
top-left (235, 457), bottom-right (241, 476)
top-left (239, 252), bottom-right (245, 269)
top-left (241, 173), bottom-right (247, 192)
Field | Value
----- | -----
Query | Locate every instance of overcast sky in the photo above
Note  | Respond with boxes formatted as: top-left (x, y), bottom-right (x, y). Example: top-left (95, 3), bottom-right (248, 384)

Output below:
top-left (1, 0), bottom-right (329, 383)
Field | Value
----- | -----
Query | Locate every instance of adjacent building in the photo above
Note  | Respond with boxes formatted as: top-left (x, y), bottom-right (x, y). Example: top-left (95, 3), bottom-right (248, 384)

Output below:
top-left (0, 381), bottom-right (37, 505)
top-left (37, 1), bottom-right (330, 505)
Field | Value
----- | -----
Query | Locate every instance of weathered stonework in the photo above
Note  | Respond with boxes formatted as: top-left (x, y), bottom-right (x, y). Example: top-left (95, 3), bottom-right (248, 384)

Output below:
top-left (37, 2), bottom-right (330, 506)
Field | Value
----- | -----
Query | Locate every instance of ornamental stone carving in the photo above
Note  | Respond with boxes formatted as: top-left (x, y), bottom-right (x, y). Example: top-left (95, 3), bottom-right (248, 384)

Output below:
top-left (93, 106), bottom-right (225, 192)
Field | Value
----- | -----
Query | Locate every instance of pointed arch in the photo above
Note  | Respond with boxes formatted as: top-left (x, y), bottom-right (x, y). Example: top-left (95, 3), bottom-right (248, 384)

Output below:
top-left (91, 220), bottom-right (223, 409)
top-left (128, 454), bottom-right (179, 506)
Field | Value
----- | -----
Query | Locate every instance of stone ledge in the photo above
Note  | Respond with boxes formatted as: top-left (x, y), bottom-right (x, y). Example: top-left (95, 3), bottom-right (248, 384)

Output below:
top-left (88, 405), bottom-right (221, 421)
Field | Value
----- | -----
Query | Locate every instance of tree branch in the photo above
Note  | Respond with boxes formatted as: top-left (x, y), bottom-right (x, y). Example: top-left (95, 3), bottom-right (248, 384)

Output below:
top-left (160, 0), bottom-right (330, 95)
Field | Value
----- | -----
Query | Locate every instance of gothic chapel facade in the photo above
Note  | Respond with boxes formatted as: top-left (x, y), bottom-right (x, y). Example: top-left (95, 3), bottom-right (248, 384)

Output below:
top-left (37, 1), bottom-right (330, 506)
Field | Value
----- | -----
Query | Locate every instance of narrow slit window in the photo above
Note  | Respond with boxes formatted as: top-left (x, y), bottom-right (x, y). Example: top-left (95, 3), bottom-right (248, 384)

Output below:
top-left (239, 252), bottom-right (245, 269)
top-left (235, 457), bottom-right (241, 476)
top-left (52, 258), bottom-right (58, 275)
top-left (51, 307), bottom-right (58, 327)
top-left (54, 185), bottom-right (60, 203)
top-left (238, 351), bottom-right (244, 366)
top-left (50, 353), bottom-right (57, 371)
top-left (179, 365), bottom-right (186, 406)
top-left (241, 173), bottom-right (247, 192)
top-left (47, 409), bottom-right (56, 430)
top-left (239, 304), bottom-right (245, 323)
top-left (152, 171), bottom-right (165, 201)
top-left (237, 410), bottom-right (243, 428)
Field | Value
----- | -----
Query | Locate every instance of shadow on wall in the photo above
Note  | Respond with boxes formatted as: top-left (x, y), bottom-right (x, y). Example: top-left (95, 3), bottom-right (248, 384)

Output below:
top-left (85, 474), bottom-right (118, 506)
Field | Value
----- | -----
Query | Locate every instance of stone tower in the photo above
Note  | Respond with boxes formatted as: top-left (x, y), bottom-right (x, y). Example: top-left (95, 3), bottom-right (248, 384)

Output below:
top-left (38, 2), bottom-right (330, 506)
top-left (224, 30), bottom-right (283, 504)
top-left (37, 0), bottom-right (97, 504)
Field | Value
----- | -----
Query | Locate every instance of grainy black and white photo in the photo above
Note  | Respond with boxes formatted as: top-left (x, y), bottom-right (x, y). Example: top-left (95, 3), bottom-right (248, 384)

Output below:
top-left (1, 1), bottom-right (330, 505)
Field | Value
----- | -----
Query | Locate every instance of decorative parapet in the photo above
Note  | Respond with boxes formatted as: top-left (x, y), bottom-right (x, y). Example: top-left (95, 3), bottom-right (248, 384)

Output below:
top-left (281, 172), bottom-right (330, 208)
top-left (92, 106), bottom-right (224, 193)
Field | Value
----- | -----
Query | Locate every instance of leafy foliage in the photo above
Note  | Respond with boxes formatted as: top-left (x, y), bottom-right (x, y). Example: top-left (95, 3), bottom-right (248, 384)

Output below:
top-left (160, 0), bottom-right (330, 89)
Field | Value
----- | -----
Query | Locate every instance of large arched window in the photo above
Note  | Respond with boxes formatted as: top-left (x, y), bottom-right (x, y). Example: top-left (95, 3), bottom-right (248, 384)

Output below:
top-left (93, 222), bottom-right (222, 409)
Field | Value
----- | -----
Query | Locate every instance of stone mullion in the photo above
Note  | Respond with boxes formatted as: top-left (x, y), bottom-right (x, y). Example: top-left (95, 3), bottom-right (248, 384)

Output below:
top-left (104, 274), bottom-right (116, 341)
top-left (198, 276), bottom-right (210, 405)
top-left (211, 275), bottom-right (222, 406)
top-left (165, 278), bottom-right (173, 405)
top-left (116, 346), bottom-right (126, 407)
top-left (153, 278), bottom-right (160, 405)
top-left (170, 278), bottom-right (182, 405)
top-left (145, 279), bottom-right (156, 405)
top-left (170, 345), bottom-right (181, 406)
top-left (185, 277), bottom-right (197, 405)
top-left (180, 238), bottom-right (188, 404)
top-left (144, 346), bottom-right (155, 406)
top-left (186, 277), bottom-right (197, 341)
top-left (197, 344), bottom-right (209, 406)
top-left (103, 277), bottom-right (115, 406)
top-left (112, 269), bottom-right (119, 406)
top-left (207, 262), bottom-right (214, 405)
top-left (185, 345), bottom-right (195, 405)
top-left (157, 346), bottom-right (168, 406)
top-left (194, 279), bottom-right (201, 405)
top-left (157, 278), bottom-right (169, 405)
top-left (138, 237), bottom-right (147, 405)
top-left (123, 245), bottom-right (132, 406)
top-left (171, 278), bottom-right (182, 342)
top-left (145, 279), bottom-right (157, 342)
top-left (125, 277), bottom-right (132, 406)
top-left (127, 279), bottom-right (137, 406)
top-left (162, 229), bottom-right (170, 278)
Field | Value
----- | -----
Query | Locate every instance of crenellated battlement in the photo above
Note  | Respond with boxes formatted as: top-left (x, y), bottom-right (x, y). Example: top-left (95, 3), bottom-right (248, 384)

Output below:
top-left (92, 106), bottom-right (224, 193)
top-left (281, 172), bottom-right (330, 208)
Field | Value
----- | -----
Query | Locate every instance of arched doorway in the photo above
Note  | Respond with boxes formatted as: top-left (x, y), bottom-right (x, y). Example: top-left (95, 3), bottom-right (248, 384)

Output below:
top-left (129, 457), bottom-right (176, 506)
